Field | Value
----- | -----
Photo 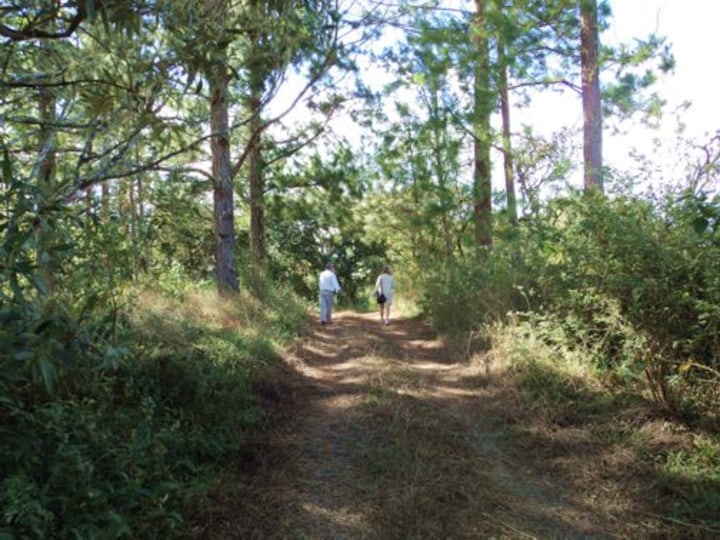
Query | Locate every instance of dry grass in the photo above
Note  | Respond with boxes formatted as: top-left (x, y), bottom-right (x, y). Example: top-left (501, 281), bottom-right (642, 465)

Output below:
top-left (188, 311), bottom-right (720, 539)
top-left (129, 287), bottom-right (267, 332)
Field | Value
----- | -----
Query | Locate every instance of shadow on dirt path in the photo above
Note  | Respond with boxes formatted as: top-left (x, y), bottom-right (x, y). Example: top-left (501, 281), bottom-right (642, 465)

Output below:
top-left (191, 311), bottom-right (676, 539)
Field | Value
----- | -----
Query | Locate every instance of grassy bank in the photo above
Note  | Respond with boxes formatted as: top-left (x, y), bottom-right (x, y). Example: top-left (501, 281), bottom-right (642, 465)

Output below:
top-left (0, 280), bottom-right (308, 539)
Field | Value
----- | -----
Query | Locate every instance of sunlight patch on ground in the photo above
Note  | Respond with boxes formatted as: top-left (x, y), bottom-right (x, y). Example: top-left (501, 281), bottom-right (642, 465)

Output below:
top-left (316, 396), bottom-right (362, 411)
top-left (298, 367), bottom-right (367, 389)
top-left (299, 344), bottom-right (338, 363)
top-left (427, 385), bottom-right (479, 399)
top-left (407, 339), bottom-right (445, 350)
top-left (330, 374), bottom-right (368, 387)
top-left (299, 501), bottom-right (367, 535)
top-left (409, 361), bottom-right (458, 371)
top-left (322, 357), bottom-right (386, 374)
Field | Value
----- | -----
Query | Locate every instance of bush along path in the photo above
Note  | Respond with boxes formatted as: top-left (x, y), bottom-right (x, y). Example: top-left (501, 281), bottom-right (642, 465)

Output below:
top-left (189, 312), bottom-right (718, 539)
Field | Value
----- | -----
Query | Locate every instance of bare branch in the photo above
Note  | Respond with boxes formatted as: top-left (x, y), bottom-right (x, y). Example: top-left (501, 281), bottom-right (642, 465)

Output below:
top-left (74, 134), bottom-right (212, 190)
top-left (0, 3), bottom-right (89, 42)
top-left (508, 78), bottom-right (581, 94)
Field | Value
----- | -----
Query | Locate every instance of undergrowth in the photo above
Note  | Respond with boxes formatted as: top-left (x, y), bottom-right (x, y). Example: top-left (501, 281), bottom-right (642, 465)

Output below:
top-left (0, 278), bottom-right (307, 539)
top-left (658, 434), bottom-right (720, 528)
top-left (418, 191), bottom-right (720, 534)
top-left (422, 191), bottom-right (720, 427)
top-left (488, 317), bottom-right (720, 533)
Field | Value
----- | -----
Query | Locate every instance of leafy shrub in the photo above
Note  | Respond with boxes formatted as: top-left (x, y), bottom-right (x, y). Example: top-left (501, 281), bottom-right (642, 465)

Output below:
top-left (419, 244), bottom-right (529, 336)
top-left (0, 279), bottom-right (303, 538)
top-left (422, 191), bottom-right (720, 421)
top-left (1, 390), bottom-right (189, 538)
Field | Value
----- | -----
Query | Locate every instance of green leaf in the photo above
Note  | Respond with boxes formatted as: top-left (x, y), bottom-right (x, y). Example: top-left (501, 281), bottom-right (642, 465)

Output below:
top-left (52, 243), bottom-right (75, 253)
top-left (31, 274), bottom-right (49, 296)
top-left (693, 216), bottom-right (709, 234)
top-left (10, 279), bottom-right (24, 301)
top-left (34, 319), bottom-right (53, 335)
top-left (13, 351), bottom-right (33, 361)
top-left (38, 357), bottom-right (57, 394)
top-left (105, 512), bottom-right (132, 537)
top-left (0, 309), bottom-right (20, 324)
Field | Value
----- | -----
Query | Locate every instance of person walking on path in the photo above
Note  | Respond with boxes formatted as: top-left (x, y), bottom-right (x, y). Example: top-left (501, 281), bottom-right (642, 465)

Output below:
top-left (375, 265), bottom-right (394, 325)
top-left (318, 262), bottom-right (341, 325)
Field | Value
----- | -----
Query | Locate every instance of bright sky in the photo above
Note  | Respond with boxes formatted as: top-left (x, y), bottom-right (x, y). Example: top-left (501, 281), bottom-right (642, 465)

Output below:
top-left (596, 0), bottom-right (719, 189)
top-left (609, 0), bottom-right (718, 137)
top-left (492, 0), bottom-right (719, 189)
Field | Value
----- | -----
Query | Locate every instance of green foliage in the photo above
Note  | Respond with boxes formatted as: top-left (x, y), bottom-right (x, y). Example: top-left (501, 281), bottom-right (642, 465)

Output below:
top-left (0, 278), bottom-right (304, 538)
top-left (489, 316), bottom-right (605, 411)
top-left (602, 34), bottom-right (675, 125)
top-left (418, 236), bottom-right (528, 336)
top-left (1, 391), bottom-right (188, 538)
top-left (658, 435), bottom-right (720, 527)
top-left (511, 357), bottom-right (629, 424)
top-left (144, 176), bottom-right (216, 282)
top-left (421, 191), bottom-right (720, 426)
top-left (265, 147), bottom-right (388, 306)
top-left (506, 192), bottom-right (720, 419)
top-left (237, 265), bottom-right (312, 343)
top-left (492, 315), bottom-right (720, 531)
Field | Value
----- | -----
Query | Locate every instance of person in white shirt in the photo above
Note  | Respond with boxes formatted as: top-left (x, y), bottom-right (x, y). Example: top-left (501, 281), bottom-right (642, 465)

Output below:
top-left (375, 265), bottom-right (394, 325)
top-left (318, 262), bottom-right (341, 324)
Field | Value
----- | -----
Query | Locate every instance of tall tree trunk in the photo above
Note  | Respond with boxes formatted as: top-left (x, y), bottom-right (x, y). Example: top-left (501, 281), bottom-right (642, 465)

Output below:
top-left (496, 28), bottom-right (517, 226)
top-left (472, 0), bottom-right (493, 249)
top-left (580, 0), bottom-right (603, 191)
top-left (248, 18), bottom-right (266, 265)
top-left (429, 91), bottom-right (454, 258)
top-left (210, 62), bottom-right (240, 295)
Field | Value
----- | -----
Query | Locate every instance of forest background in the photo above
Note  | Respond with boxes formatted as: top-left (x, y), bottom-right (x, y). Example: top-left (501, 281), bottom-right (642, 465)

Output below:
top-left (1, 0), bottom-right (719, 537)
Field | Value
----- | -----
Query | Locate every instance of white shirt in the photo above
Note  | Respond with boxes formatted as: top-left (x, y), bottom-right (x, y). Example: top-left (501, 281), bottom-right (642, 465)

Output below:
top-left (319, 269), bottom-right (341, 293)
top-left (375, 273), bottom-right (394, 300)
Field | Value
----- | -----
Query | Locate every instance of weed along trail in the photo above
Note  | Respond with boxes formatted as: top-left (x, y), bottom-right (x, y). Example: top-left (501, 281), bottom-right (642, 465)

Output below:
top-left (197, 312), bottom-right (677, 539)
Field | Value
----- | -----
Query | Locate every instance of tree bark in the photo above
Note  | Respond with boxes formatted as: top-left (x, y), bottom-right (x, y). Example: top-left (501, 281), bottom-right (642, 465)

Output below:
top-left (496, 27), bottom-right (517, 226)
top-left (248, 13), bottom-right (266, 265)
top-left (580, 0), bottom-right (603, 192)
top-left (429, 90), bottom-right (454, 258)
top-left (472, 0), bottom-right (493, 249)
top-left (210, 62), bottom-right (240, 295)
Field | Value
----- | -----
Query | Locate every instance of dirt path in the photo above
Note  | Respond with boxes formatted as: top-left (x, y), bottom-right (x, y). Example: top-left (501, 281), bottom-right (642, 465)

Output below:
top-left (195, 311), bottom-right (675, 539)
